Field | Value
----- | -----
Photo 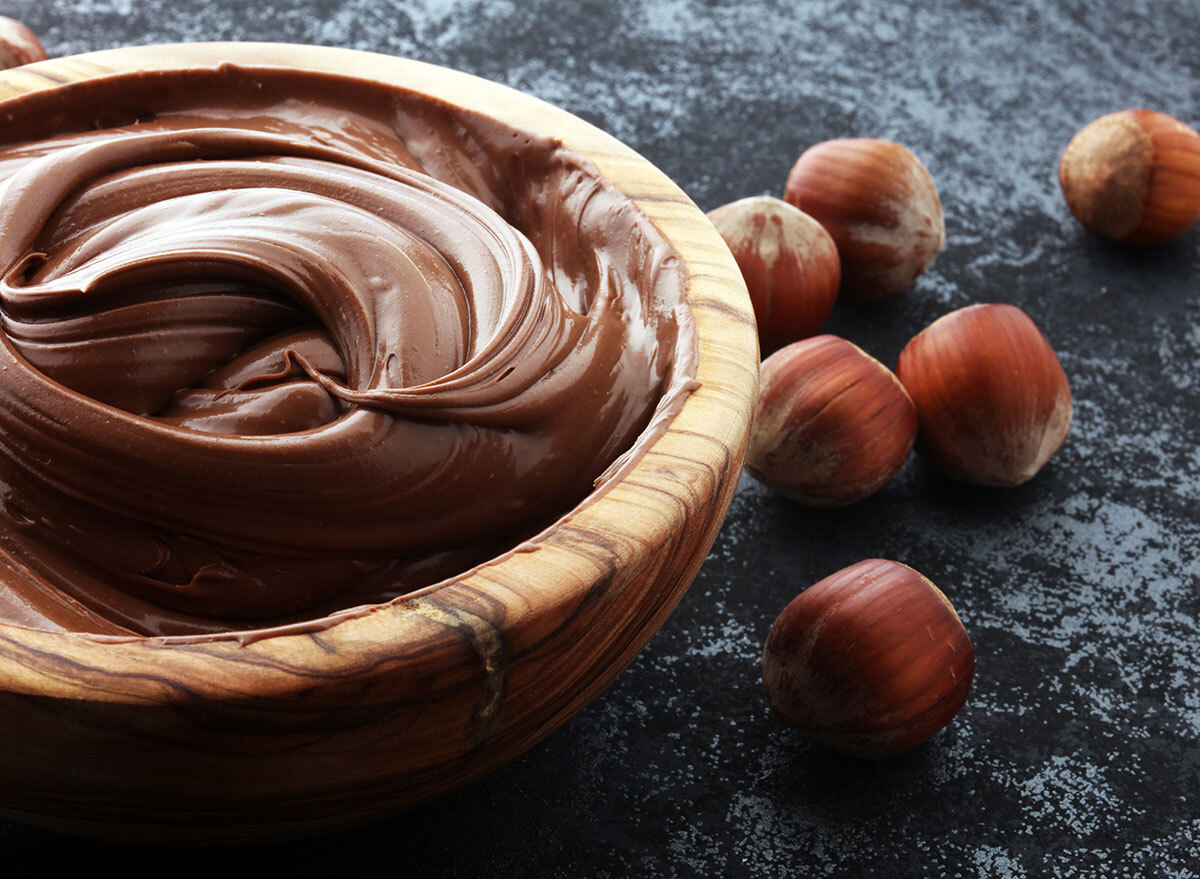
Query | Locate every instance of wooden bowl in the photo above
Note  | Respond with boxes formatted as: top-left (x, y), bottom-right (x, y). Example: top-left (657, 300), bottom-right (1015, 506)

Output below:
top-left (0, 43), bottom-right (756, 844)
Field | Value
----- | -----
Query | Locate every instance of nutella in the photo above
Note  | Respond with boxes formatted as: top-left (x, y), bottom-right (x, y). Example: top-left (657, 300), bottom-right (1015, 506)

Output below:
top-left (0, 65), bottom-right (695, 637)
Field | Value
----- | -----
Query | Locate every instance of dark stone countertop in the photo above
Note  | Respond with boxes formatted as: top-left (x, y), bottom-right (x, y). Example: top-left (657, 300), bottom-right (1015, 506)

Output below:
top-left (2, 1), bottom-right (1198, 875)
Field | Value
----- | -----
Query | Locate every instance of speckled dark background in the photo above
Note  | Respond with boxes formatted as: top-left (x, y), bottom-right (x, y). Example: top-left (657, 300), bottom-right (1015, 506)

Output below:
top-left (2, 1), bottom-right (1199, 875)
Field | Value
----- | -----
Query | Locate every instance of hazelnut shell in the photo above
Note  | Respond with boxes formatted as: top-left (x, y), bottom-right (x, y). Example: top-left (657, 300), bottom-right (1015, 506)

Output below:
top-left (784, 138), bottom-right (945, 301)
top-left (707, 196), bottom-right (840, 354)
top-left (896, 303), bottom-right (1072, 486)
top-left (762, 558), bottom-right (974, 759)
top-left (0, 17), bottom-right (47, 70)
top-left (1058, 109), bottom-right (1200, 246)
top-left (747, 335), bottom-right (917, 506)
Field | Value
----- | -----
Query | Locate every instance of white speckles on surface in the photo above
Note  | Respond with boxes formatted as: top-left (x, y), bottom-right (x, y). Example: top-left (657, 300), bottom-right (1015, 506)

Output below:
top-left (971, 846), bottom-right (1029, 879)
top-left (683, 600), bottom-right (760, 659)
top-left (1015, 757), bottom-right (1126, 836)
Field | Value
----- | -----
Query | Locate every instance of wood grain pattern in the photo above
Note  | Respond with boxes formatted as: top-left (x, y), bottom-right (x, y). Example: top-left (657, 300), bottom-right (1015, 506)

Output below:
top-left (0, 43), bottom-right (757, 843)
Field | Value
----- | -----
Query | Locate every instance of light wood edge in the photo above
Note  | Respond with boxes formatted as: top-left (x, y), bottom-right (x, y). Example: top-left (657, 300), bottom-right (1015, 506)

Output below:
top-left (0, 44), bottom-right (757, 700)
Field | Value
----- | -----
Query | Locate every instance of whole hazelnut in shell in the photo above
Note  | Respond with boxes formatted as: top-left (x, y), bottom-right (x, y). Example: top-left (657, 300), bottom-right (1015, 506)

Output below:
top-left (784, 138), bottom-right (945, 301)
top-left (1058, 109), bottom-right (1200, 246)
top-left (747, 335), bottom-right (917, 506)
top-left (707, 195), bottom-right (840, 354)
top-left (896, 303), bottom-right (1071, 486)
top-left (762, 559), bottom-right (974, 759)
top-left (0, 17), bottom-right (47, 70)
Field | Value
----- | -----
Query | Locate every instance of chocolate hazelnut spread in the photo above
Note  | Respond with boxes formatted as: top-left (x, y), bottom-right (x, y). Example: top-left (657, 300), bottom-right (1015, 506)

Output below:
top-left (0, 65), bottom-right (695, 638)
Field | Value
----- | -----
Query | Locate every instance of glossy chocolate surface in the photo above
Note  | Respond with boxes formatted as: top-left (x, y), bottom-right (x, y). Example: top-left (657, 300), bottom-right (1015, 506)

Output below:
top-left (0, 66), bottom-right (693, 636)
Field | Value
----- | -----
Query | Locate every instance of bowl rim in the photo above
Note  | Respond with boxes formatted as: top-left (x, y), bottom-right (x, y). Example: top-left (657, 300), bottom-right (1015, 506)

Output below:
top-left (0, 42), bottom-right (756, 703)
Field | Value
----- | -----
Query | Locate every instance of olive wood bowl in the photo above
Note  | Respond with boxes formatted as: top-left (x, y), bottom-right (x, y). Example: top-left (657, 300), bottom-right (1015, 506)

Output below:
top-left (0, 43), bottom-right (757, 844)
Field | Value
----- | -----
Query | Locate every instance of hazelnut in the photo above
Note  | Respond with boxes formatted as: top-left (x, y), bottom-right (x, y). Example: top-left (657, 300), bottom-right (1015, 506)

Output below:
top-left (783, 138), bottom-right (945, 301)
top-left (762, 559), bottom-right (973, 759)
top-left (896, 303), bottom-right (1071, 486)
top-left (747, 335), bottom-right (917, 506)
top-left (1058, 109), bottom-right (1200, 246)
top-left (0, 17), bottom-right (46, 70)
top-left (707, 195), bottom-right (840, 354)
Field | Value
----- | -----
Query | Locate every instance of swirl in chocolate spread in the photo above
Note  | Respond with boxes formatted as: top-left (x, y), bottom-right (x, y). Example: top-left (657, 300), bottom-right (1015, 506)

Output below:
top-left (0, 66), bottom-right (694, 638)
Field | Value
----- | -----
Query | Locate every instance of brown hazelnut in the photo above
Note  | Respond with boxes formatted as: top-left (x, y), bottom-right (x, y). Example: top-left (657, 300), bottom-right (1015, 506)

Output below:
top-left (707, 195), bottom-right (840, 354)
top-left (1058, 109), bottom-right (1200, 246)
top-left (0, 17), bottom-right (46, 70)
top-left (783, 138), bottom-right (945, 301)
top-left (762, 558), bottom-right (974, 759)
top-left (747, 335), bottom-right (917, 506)
top-left (896, 303), bottom-right (1072, 486)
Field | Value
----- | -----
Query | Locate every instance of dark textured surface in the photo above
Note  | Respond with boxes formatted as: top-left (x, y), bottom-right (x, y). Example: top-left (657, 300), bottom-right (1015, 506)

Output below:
top-left (2, 1), bottom-right (1199, 875)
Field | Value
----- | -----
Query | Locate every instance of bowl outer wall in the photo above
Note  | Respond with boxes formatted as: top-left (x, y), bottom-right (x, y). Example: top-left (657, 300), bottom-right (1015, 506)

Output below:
top-left (0, 43), bottom-right (757, 842)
